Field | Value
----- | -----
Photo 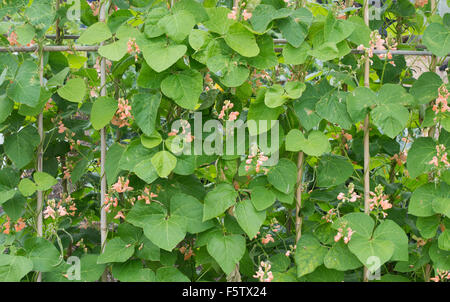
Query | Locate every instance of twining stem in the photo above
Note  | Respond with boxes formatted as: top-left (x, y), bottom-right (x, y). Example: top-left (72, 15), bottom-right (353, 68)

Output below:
top-left (363, 0), bottom-right (371, 282)
top-left (99, 0), bottom-right (109, 281)
top-left (295, 151), bottom-right (304, 243)
top-left (36, 47), bottom-right (45, 282)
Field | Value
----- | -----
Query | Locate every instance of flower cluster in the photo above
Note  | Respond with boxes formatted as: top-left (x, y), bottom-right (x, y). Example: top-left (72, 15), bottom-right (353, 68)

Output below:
top-left (430, 269), bottom-right (450, 282)
top-left (334, 226), bottom-right (355, 244)
top-left (127, 38), bottom-right (141, 61)
top-left (321, 208), bottom-right (337, 223)
top-left (368, 184), bottom-right (392, 218)
top-left (105, 177), bottom-right (133, 212)
top-left (285, 244), bottom-right (296, 257)
top-left (1, 216), bottom-right (26, 234)
top-left (111, 98), bottom-right (133, 128)
top-left (179, 244), bottom-right (195, 261)
top-left (269, 218), bottom-right (281, 233)
top-left (218, 100), bottom-right (240, 121)
top-left (227, 1), bottom-right (252, 21)
top-left (337, 183), bottom-right (361, 203)
top-left (137, 186), bottom-right (158, 204)
top-left (244, 147), bottom-right (269, 173)
top-left (7, 31), bottom-right (18, 46)
top-left (168, 119), bottom-right (194, 147)
top-left (415, 0), bottom-right (428, 7)
top-left (428, 144), bottom-right (449, 177)
top-left (253, 261), bottom-right (274, 282)
top-left (432, 85), bottom-right (449, 116)
top-left (44, 197), bottom-right (77, 220)
top-left (357, 31), bottom-right (397, 65)
top-left (261, 233), bottom-right (274, 245)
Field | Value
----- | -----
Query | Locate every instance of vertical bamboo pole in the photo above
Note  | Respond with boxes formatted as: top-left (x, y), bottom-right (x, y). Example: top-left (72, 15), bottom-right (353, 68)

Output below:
top-left (363, 0), bottom-right (371, 282)
top-left (99, 1), bottom-right (108, 269)
top-left (36, 49), bottom-right (45, 283)
top-left (295, 152), bottom-right (304, 243)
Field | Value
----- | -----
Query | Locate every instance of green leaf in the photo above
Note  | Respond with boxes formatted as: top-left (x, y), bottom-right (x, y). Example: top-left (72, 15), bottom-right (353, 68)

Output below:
top-left (157, 11), bottom-right (196, 42)
top-left (78, 22), bottom-right (112, 44)
top-left (416, 215), bottom-right (441, 239)
top-left (34, 171), bottom-right (57, 191)
top-left (98, 39), bottom-right (128, 61)
top-left (410, 72), bottom-right (443, 105)
top-left (247, 35), bottom-right (278, 69)
top-left (112, 260), bottom-right (155, 282)
top-left (295, 234), bottom-right (328, 277)
top-left (429, 241), bottom-right (450, 270)
top-left (203, 7), bottom-right (235, 35)
top-left (141, 132), bottom-right (162, 149)
top-left (423, 23), bottom-right (450, 57)
top-left (439, 230), bottom-right (450, 251)
top-left (80, 254), bottom-right (107, 282)
top-left (247, 89), bottom-right (284, 135)
top-left (283, 42), bottom-right (311, 65)
top-left (18, 178), bottom-right (37, 197)
top-left (277, 16), bottom-right (308, 48)
top-left (316, 92), bottom-right (353, 130)
top-left (264, 84), bottom-right (286, 108)
top-left (433, 197), bottom-right (450, 218)
top-left (285, 129), bottom-right (330, 156)
top-left (372, 104), bottom-right (409, 138)
top-left (142, 213), bottom-right (187, 251)
top-left (346, 87), bottom-right (376, 122)
top-left (317, 154), bottom-right (354, 187)
top-left (335, 212), bottom-right (375, 240)
top-left (132, 92), bottom-right (161, 136)
top-left (155, 266), bottom-right (190, 282)
top-left (141, 38), bottom-right (187, 73)
top-left (189, 29), bottom-right (210, 50)
top-left (348, 236), bottom-right (395, 273)
top-left (324, 241), bottom-right (362, 271)
top-left (4, 126), bottom-right (40, 169)
top-left (373, 220), bottom-right (408, 262)
top-left (251, 186), bottom-right (276, 211)
top-left (0, 255), bottom-right (33, 282)
top-left (6, 60), bottom-right (40, 107)
top-left (249, 5), bottom-right (292, 33)
top-left (224, 23), bottom-right (259, 57)
top-left (171, 193), bottom-right (214, 234)
top-left (324, 12), bottom-right (354, 43)
top-left (24, 237), bottom-right (60, 272)
top-left (57, 78), bottom-right (86, 103)
top-left (409, 183), bottom-right (450, 217)
top-left (90, 96), bottom-right (117, 130)
top-left (406, 137), bottom-right (437, 178)
top-left (207, 233), bottom-right (246, 275)
top-left (105, 143), bottom-right (125, 185)
top-left (97, 238), bottom-right (135, 264)
top-left (203, 183), bottom-right (238, 221)
top-left (0, 95), bottom-right (13, 123)
top-left (308, 42), bottom-right (339, 61)
top-left (234, 199), bottom-right (266, 239)
top-left (160, 70), bottom-right (203, 110)
top-left (267, 158), bottom-right (297, 194)
top-left (151, 151), bottom-right (177, 178)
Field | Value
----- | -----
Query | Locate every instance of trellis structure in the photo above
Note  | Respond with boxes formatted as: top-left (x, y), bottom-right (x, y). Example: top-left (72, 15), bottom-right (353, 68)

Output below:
top-left (0, 0), bottom-right (448, 283)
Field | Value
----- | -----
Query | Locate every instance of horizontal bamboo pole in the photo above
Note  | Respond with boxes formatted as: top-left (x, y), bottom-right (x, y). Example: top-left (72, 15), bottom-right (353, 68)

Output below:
top-left (0, 44), bottom-right (445, 56)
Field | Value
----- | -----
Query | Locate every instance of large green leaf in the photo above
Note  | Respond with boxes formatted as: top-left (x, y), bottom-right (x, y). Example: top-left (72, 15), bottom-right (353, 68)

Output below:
top-left (142, 214), bottom-right (187, 251)
top-left (410, 72), bottom-right (443, 105)
top-left (6, 60), bottom-right (40, 107)
top-left (160, 70), bottom-right (203, 110)
top-left (78, 22), bottom-right (112, 44)
top-left (24, 237), bottom-right (60, 272)
top-left (267, 158), bottom-right (297, 194)
top-left (324, 12), bottom-right (354, 43)
top-left (151, 151), bottom-right (177, 178)
top-left (132, 93), bottom-right (161, 136)
top-left (57, 78), bottom-right (86, 103)
top-left (203, 7), bottom-right (235, 35)
top-left (207, 233), bottom-right (246, 275)
top-left (4, 126), bottom-right (40, 169)
top-left (348, 236), bottom-right (395, 273)
top-left (317, 154), bottom-right (354, 187)
top-left (224, 23), bottom-right (259, 57)
top-left (157, 11), bottom-right (196, 42)
top-left (90, 96), bottom-right (118, 130)
top-left (234, 199), bottom-right (266, 239)
top-left (251, 186), bottom-right (276, 211)
top-left (112, 260), bottom-right (155, 282)
top-left (285, 129), bottom-right (330, 156)
top-left (0, 255), bottom-right (33, 282)
top-left (423, 23), bottom-right (450, 57)
top-left (97, 238), bottom-right (135, 264)
top-left (141, 38), bottom-right (187, 73)
top-left (295, 234), bottom-right (328, 277)
top-left (324, 241), bottom-right (362, 271)
top-left (171, 193), bottom-right (214, 234)
top-left (373, 220), bottom-right (408, 262)
top-left (203, 183), bottom-right (238, 221)
top-left (407, 137), bottom-right (438, 178)
top-left (409, 183), bottom-right (450, 217)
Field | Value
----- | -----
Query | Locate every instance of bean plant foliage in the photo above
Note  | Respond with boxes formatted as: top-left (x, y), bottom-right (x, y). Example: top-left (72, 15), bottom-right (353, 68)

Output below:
top-left (0, 0), bottom-right (449, 283)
